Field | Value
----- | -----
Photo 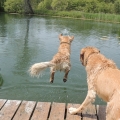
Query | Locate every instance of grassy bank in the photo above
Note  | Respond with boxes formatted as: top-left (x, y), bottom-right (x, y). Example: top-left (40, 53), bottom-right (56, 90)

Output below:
top-left (34, 10), bottom-right (120, 23)
top-left (3, 10), bottom-right (120, 23)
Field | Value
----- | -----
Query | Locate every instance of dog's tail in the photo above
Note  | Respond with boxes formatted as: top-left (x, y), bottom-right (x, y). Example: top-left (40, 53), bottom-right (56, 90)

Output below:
top-left (29, 61), bottom-right (55, 77)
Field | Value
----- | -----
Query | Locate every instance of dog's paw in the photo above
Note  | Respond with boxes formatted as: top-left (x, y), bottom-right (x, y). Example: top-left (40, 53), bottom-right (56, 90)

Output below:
top-left (63, 79), bottom-right (67, 82)
top-left (50, 80), bottom-right (53, 83)
top-left (69, 107), bottom-right (77, 115)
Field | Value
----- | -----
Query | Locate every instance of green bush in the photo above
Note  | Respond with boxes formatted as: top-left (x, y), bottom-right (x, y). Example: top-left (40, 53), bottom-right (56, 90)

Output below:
top-left (37, 1), bottom-right (46, 10)
top-left (67, 0), bottom-right (100, 12)
top-left (51, 0), bottom-right (68, 11)
top-left (114, 0), bottom-right (120, 14)
top-left (67, 0), bottom-right (82, 10)
top-left (105, 3), bottom-right (114, 13)
top-left (37, 0), bottom-right (52, 11)
top-left (30, 0), bottom-right (41, 10)
top-left (83, 0), bottom-right (99, 13)
top-left (95, 2), bottom-right (114, 13)
top-left (44, 0), bottom-right (52, 9)
top-left (4, 0), bottom-right (24, 13)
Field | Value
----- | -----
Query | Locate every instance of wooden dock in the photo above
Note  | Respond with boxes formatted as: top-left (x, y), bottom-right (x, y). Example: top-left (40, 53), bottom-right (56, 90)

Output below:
top-left (0, 99), bottom-right (106, 120)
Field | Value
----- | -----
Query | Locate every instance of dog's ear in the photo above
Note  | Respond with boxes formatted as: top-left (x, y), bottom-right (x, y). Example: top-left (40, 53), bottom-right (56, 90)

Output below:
top-left (93, 47), bottom-right (100, 53)
top-left (80, 47), bottom-right (100, 66)
top-left (80, 49), bottom-right (86, 66)
top-left (69, 36), bottom-right (74, 42)
top-left (59, 34), bottom-right (63, 40)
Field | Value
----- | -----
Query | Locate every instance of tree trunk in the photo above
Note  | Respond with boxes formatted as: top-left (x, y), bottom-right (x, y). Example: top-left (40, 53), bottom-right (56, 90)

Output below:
top-left (24, 0), bottom-right (34, 14)
top-left (0, 0), bottom-right (5, 12)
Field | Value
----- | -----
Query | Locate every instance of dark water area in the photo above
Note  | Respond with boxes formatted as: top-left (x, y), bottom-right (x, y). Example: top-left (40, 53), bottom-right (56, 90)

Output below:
top-left (0, 13), bottom-right (120, 105)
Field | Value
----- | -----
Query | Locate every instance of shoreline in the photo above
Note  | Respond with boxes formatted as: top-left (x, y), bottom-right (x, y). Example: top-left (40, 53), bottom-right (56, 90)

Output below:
top-left (1, 11), bottom-right (120, 24)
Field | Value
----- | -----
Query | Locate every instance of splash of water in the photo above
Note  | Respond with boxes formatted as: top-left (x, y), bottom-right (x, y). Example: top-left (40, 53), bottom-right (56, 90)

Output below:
top-left (62, 29), bottom-right (69, 36)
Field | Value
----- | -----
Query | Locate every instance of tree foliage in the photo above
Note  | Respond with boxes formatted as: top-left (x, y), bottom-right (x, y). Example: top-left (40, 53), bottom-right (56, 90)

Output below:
top-left (114, 0), bottom-right (120, 14)
top-left (2, 0), bottom-right (120, 15)
top-left (4, 0), bottom-right (24, 13)
top-left (37, 0), bottom-right (52, 11)
top-left (51, 0), bottom-right (68, 11)
top-left (66, 0), bottom-right (83, 11)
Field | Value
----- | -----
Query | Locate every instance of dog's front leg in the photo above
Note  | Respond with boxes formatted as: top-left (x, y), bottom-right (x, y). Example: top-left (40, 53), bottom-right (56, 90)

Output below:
top-left (69, 90), bottom-right (96, 115)
top-left (63, 69), bottom-right (70, 82)
top-left (50, 67), bottom-right (55, 83)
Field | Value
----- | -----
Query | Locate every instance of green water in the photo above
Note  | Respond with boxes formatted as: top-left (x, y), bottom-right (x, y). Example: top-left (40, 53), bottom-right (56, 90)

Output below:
top-left (0, 13), bottom-right (120, 105)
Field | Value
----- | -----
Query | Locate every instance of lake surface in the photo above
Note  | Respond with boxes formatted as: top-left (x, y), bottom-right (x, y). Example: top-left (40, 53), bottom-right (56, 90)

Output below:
top-left (0, 13), bottom-right (120, 105)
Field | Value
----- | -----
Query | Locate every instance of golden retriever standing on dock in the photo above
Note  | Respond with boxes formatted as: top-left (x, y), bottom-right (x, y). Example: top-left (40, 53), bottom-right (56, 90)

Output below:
top-left (69, 47), bottom-right (120, 120)
top-left (29, 34), bottom-right (74, 83)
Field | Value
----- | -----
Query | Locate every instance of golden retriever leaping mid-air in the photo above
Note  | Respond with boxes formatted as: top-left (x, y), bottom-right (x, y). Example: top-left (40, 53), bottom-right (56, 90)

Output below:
top-left (29, 34), bottom-right (74, 83)
top-left (69, 47), bottom-right (120, 120)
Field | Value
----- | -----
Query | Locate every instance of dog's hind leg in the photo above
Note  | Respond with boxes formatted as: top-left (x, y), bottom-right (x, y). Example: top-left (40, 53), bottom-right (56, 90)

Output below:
top-left (63, 69), bottom-right (70, 82)
top-left (69, 90), bottom-right (96, 115)
top-left (50, 67), bottom-right (55, 83)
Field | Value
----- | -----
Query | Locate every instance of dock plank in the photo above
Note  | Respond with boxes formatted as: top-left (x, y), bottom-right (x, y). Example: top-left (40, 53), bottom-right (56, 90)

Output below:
top-left (66, 103), bottom-right (81, 120)
top-left (0, 99), bottom-right (106, 120)
top-left (0, 100), bottom-right (21, 120)
top-left (97, 105), bottom-right (106, 120)
top-left (13, 101), bottom-right (36, 120)
top-left (49, 102), bottom-right (65, 120)
top-left (0, 99), bottom-right (7, 109)
top-left (82, 104), bottom-right (97, 120)
top-left (31, 102), bottom-right (51, 120)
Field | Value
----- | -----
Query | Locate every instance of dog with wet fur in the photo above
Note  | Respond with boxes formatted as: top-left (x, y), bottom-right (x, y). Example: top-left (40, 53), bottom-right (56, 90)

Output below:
top-left (29, 34), bottom-right (74, 83)
top-left (69, 46), bottom-right (120, 120)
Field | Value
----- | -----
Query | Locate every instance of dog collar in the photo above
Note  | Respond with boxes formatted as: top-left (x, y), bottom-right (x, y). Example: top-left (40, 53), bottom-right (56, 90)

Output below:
top-left (60, 42), bottom-right (70, 45)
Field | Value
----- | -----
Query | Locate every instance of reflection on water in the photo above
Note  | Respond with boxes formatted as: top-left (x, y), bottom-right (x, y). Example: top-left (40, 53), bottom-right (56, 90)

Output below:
top-left (0, 13), bottom-right (120, 105)
top-left (0, 74), bottom-right (3, 87)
